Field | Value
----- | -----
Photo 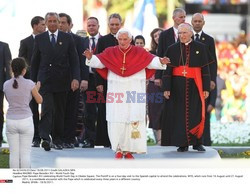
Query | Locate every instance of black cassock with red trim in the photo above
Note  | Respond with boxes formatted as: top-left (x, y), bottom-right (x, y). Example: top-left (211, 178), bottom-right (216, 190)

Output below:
top-left (161, 40), bottom-right (213, 147)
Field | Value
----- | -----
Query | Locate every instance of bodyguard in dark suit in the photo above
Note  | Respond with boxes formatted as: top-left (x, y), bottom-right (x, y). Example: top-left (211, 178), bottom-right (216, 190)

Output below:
top-left (81, 17), bottom-right (101, 148)
top-left (155, 8), bottom-right (186, 87)
top-left (58, 13), bottom-right (87, 148)
top-left (18, 16), bottom-right (46, 147)
top-left (0, 41), bottom-right (11, 147)
top-left (19, 16), bottom-right (46, 79)
top-left (94, 13), bottom-right (121, 147)
top-left (31, 12), bottom-right (80, 151)
top-left (192, 13), bottom-right (217, 89)
top-left (192, 13), bottom-right (218, 146)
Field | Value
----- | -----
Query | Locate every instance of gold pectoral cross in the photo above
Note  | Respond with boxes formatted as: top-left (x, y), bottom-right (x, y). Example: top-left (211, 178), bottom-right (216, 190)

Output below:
top-left (120, 64), bottom-right (126, 75)
top-left (118, 45), bottom-right (132, 75)
top-left (182, 68), bottom-right (187, 77)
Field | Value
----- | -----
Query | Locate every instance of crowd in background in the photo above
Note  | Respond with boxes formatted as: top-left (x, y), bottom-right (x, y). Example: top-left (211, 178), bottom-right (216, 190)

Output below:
top-left (214, 33), bottom-right (250, 123)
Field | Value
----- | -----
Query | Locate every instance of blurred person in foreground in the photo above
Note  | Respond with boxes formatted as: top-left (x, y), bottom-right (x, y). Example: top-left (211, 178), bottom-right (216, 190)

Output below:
top-left (84, 28), bottom-right (169, 159)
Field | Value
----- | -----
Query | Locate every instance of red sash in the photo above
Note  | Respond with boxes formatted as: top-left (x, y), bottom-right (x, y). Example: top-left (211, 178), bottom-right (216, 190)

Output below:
top-left (172, 66), bottom-right (205, 139)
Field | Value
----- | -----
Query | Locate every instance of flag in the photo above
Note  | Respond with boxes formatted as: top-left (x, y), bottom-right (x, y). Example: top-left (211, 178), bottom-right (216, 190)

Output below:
top-left (131, 0), bottom-right (159, 48)
top-left (0, 0), bottom-right (16, 17)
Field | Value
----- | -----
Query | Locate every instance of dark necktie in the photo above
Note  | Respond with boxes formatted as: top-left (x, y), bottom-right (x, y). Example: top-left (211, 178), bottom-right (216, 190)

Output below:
top-left (91, 37), bottom-right (95, 50)
top-left (195, 33), bottom-right (199, 41)
top-left (51, 33), bottom-right (56, 47)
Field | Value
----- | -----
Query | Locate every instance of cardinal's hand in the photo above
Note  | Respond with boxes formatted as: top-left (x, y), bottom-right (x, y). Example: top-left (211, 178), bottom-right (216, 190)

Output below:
top-left (164, 91), bottom-right (170, 99)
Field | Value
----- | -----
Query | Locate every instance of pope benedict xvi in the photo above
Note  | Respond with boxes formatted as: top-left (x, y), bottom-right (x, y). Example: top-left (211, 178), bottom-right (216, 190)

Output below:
top-left (84, 28), bottom-right (170, 159)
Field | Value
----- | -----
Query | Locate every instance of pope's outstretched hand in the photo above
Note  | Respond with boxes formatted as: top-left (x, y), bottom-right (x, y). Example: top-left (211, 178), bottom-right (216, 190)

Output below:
top-left (159, 57), bottom-right (170, 65)
top-left (83, 49), bottom-right (93, 60)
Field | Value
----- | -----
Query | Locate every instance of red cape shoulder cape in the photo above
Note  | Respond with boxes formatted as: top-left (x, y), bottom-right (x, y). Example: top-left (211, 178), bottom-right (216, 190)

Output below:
top-left (95, 45), bottom-right (155, 79)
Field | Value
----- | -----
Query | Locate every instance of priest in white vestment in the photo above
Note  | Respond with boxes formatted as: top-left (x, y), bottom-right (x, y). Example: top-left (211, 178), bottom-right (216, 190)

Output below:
top-left (84, 28), bottom-right (169, 159)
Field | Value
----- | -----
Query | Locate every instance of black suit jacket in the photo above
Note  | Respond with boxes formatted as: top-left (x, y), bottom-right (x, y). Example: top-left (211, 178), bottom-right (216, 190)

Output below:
top-left (31, 31), bottom-right (80, 92)
top-left (82, 36), bottom-right (95, 79)
top-left (156, 27), bottom-right (176, 79)
top-left (196, 32), bottom-right (217, 83)
top-left (82, 36), bottom-right (90, 70)
top-left (95, 33), bottom-right (118, 86)
top-left (70, 33), bottom-right (88, 81)
top-left (18, 35), bottom-right (34, 78)
top-left (0, 41), bottom-right (11, 91)
top-left (96, 33), bottom-right (118, 53)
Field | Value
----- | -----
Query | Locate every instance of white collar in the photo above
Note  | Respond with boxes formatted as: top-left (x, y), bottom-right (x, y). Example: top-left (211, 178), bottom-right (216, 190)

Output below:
top-left (185, 39), bottom-right (192, 46)
top-left (90, 33), bottom-right (100, 39)
top-left (48, 30), bottom-right (59, 37)
top-left (173, 27), bottom-right (178, 34)
top-left (194, 31), bottom-right (202, 37)
top-left (111, 33), bottom-right (116, 37)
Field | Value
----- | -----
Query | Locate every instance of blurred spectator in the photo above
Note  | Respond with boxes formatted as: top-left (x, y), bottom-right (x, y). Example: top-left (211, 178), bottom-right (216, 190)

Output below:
top-left (215, 68), bottom-right (226, 121)
top-left (134, 35), bottom-right (145, 48)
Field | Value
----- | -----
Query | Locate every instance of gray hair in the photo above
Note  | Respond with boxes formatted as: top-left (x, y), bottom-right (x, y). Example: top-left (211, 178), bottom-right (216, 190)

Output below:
top-left (45, 12), bottom-right (59, 22)
top-left (178, 23), bottom-right (193, 32)
top-left (173, 8), bottom-right (186, 17)
top-left (115, 28), bottom-right (133, 39)
top-left (108, 13), bottom-right (122, 23)
top-left (192, 13), bottom-right (204, 21)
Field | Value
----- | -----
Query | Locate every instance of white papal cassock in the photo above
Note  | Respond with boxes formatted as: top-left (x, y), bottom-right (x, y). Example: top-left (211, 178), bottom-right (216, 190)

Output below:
top-left (86, 56), bottom-right (166, 153)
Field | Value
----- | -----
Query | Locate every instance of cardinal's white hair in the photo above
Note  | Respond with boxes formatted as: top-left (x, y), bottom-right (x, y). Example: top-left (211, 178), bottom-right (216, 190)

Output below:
top-left (178, 23), bottom-right (194, 32)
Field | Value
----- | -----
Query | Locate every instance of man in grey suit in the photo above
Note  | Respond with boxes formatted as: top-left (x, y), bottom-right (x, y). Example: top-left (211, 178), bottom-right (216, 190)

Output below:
top-left (0, 41), bottom-right (11, 147)
top-left (31, 12), bottom-right (80, 151)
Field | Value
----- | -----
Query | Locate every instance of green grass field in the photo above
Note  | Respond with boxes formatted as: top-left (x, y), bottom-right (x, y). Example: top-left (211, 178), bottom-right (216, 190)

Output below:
top-left (217, 149), bottom-right (250, 158)
top-left (0, 152), bottom-right (9, 168)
